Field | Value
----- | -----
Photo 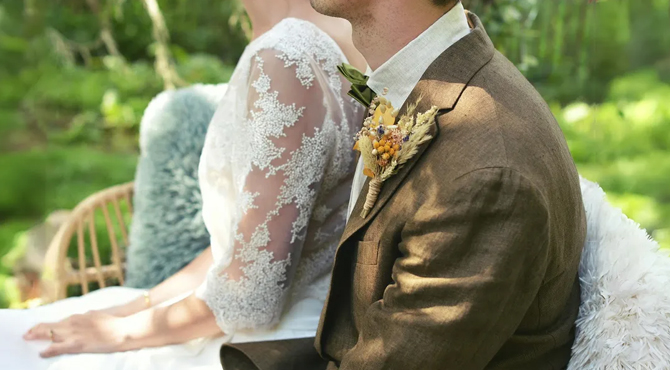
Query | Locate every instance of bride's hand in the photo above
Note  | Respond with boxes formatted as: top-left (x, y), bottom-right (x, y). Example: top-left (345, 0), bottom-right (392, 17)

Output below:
top-left (23, 311), bottom-right (130, 358)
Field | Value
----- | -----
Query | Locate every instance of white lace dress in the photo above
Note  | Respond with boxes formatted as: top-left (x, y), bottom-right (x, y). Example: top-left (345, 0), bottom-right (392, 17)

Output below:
top-left (0, 18), bottom-right (361, 370)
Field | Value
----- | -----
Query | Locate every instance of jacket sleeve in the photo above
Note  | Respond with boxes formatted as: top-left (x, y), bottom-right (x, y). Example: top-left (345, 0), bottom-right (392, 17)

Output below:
top-left (340, 167), bottom-right (551, 369)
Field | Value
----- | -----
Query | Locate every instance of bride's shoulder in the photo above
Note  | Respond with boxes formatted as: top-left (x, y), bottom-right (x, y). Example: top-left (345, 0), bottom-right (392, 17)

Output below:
top-left (252, 18), bottom-right (344, 64)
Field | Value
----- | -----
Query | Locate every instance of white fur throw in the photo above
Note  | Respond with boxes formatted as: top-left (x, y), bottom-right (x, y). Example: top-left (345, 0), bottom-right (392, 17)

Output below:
top-left (569, 177), bottom-right (670, 369)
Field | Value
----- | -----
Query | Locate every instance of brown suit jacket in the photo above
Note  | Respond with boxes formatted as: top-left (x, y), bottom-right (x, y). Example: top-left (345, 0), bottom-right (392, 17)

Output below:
top-left (314, 12), bottom-right (586, 370)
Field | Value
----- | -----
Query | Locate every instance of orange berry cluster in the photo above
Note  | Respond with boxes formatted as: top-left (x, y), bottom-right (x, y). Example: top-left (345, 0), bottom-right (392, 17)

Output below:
top-left (372, 135), bottom-right (402, 165)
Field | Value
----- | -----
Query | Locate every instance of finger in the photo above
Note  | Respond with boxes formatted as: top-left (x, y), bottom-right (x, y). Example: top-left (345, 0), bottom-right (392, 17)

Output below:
top-left (40, 341), bottom-right (81, 358)
top-left (24, 323), bottom-right (52, 341)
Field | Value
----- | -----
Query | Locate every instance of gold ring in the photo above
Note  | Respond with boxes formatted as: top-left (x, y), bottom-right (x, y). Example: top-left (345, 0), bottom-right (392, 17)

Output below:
top-left (48, 329), bottom-right (54, 341)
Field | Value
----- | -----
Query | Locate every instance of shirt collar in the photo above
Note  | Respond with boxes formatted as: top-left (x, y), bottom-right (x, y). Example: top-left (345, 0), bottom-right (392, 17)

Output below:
top-left (367, 2), bottom-right (471, 109)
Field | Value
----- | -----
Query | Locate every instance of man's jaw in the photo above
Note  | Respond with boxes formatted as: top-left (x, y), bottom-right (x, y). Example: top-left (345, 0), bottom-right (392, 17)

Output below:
top-left (350, 1), bottom-right (457, 71)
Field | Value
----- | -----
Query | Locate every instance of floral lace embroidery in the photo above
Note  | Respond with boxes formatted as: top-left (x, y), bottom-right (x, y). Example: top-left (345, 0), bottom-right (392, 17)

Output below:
top-left (197, 18), bottom-right (360, 333)
top-left (313, 205), bottom-right (332, 223)
top-left (238, 191), bottom-right (260, 215)
top-left (248, 56), bottom-right (306, 173)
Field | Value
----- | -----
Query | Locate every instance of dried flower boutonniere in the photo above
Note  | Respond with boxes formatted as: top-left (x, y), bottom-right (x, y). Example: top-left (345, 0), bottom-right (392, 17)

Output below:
top-left (354, 94), bottom-right (438, 218)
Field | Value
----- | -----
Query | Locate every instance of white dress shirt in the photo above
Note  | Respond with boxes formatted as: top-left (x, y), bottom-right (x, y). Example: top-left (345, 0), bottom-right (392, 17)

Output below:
top-left (347, 2), bottom-right (471, 219)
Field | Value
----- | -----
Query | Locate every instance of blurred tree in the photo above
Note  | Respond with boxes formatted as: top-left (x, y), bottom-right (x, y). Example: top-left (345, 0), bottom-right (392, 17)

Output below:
top-left (85, 0), bottom-right (122, 58)
top-left (141, 0), bottom-right (184, 89)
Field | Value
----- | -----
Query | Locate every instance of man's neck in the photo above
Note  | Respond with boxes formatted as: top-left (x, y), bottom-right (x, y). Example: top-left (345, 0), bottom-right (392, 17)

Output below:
top-left (351, 1), bottom-right (457, 70)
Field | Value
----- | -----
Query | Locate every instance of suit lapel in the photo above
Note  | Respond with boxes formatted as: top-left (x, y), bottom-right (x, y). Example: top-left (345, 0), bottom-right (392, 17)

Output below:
top-left (338, 11), bottom-right (496, 247)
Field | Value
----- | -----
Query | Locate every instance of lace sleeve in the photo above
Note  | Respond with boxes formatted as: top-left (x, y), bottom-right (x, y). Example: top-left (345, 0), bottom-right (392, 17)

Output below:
top-left (197, 49), bottom-right (332, 333)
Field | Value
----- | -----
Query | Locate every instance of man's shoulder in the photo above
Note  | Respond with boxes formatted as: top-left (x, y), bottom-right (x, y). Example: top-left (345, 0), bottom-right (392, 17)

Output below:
top-left (458, 50), bottom-right (552, 124)
top-left (474, 51), bottom-right (551, 113)
top-left (426, 52), bottom-right (572, 184)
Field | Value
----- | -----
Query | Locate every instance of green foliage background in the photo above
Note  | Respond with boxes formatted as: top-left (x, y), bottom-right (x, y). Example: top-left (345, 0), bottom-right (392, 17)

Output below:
top-left (1, 0), bottom-right (669, 307)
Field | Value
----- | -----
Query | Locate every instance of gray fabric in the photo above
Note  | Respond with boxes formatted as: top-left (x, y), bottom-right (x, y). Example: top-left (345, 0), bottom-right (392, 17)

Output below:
top-left (125, 84), bottom-right (227, 288)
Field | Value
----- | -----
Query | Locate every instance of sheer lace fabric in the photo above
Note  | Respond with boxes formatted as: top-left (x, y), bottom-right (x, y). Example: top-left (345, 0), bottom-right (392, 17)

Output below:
top-left (196, 18), bottom-right (361, 334)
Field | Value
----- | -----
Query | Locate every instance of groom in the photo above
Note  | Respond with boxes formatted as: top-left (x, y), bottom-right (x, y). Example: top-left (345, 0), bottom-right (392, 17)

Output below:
top-left (308, 0), bottom-right (587, 369)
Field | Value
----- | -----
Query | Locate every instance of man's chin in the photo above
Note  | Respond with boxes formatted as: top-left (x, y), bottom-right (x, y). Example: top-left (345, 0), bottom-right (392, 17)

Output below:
top-left (309, 0), bottom-right (342, 18)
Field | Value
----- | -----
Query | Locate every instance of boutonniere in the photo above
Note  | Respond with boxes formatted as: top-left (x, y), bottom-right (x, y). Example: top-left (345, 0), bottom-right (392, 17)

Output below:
top-left (354, 94), bottom-right (438, 218)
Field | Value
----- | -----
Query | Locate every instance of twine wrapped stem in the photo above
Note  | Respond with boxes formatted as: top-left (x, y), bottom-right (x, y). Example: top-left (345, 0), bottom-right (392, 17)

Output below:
top-left (362, 178), bottom-right (383, 218)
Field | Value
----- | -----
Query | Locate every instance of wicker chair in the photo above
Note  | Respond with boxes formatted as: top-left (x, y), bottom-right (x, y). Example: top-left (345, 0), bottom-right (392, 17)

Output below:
top-left (41, 182), bottom-right (134, 303)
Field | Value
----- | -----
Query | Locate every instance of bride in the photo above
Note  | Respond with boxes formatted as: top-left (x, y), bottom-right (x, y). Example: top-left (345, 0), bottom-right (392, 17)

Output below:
top-left (0, 0), bottom-right (366, 369)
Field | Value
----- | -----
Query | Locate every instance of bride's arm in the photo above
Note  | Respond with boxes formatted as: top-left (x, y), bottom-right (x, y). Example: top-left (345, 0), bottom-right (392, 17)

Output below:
top-left (120, 48), bottom-right (334, 345)
top-left (29, 293), bottom-right (220, 357)
top-left (118, 293), bottom-right (220, 350)
top-left (25, 249), bottom-right (216, 357)
top-left (100, 246), bottom-right (213, 317)
top-left (27, 47), bottom-right (333, 357)
top-left (117, 49), bottom-right (334, 345)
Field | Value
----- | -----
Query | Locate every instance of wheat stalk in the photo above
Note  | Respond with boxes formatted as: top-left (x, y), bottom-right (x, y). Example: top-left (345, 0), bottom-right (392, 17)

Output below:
top-left (360, 104), bottom-right (439, 217)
